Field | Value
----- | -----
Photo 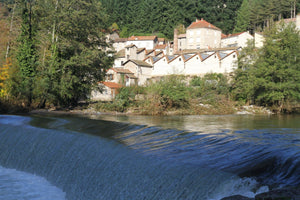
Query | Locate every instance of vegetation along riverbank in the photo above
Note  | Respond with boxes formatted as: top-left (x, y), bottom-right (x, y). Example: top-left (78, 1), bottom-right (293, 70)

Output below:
top-left (0, 1), bottom-right (299, 115)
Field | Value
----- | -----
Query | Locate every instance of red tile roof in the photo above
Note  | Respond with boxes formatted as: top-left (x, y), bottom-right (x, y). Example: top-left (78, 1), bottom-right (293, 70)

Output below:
top-left (158, 38), bottom-right (165, 42)
top-left (187, 18), bottom-right (221, 31)
top-left (222, 32), bottom-right (246, 39)
top-left (102, 82), bottom-right (123, 89)
top-left (128, 35), bottom-right (157, 41)
top-left (114, 38), bottom-right (128, 42)
top-left (155, 44), bottom-right (167, 49)
top-left (221, 33), bottom-right (227, 39)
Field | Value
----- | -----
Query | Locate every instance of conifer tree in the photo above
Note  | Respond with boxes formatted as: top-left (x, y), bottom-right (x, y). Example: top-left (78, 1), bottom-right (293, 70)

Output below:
top-left (234, 0), bottom-right (250, 33)
top-left (14, 0), bottom-right (38, 106)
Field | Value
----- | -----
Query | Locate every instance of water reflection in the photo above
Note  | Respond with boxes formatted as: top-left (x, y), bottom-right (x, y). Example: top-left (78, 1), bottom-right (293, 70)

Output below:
top-left (88, 114), bottom-right (300, 133)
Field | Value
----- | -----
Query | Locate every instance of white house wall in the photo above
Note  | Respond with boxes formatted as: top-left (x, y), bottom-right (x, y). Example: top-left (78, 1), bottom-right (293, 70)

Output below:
top-left (114, 57), bottom-right (126, 68)
top-left (184, 55), bottom-right (204, 76)
top-left (169, 56), bottom-right (185, 75)
top-left (152, 57), bottom-right (173, 76)
top-left (126, 40), bottom-right (155, 49)
top-left (220, 52), bottom-right (238, 74)
top-left (138, 66), bottom-right (153, 85)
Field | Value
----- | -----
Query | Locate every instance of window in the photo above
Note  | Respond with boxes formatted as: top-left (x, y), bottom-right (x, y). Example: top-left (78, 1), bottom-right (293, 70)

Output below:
top-left (127, 55), bottom-right (129, 59)
top-left (107, 74), bottom-right (114, 81)
top-left (233, 55), bottom-right (236, 58)
top-left (179, 58), bottom-right (181, 61)
top-left (121, 61), bottom-right (124, 65)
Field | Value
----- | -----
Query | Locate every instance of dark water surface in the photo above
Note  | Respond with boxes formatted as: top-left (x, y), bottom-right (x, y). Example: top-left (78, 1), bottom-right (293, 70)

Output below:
top-left (0, 114), bottom-right (299, 199)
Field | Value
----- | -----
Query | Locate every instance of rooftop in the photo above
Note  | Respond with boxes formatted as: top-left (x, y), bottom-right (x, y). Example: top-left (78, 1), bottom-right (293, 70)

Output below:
top-left (128, 35), bottom-right (157, 41)
top-left (111, 68), bottom-right (133, 74)
top-left (187, 18), bottom-right (221, 31)
top-left (222, 32), bottom-right (248, 39)
top-left (124, 59), bottom-right (153, 67)
top-left (102, 82), bottom-right (123, 89)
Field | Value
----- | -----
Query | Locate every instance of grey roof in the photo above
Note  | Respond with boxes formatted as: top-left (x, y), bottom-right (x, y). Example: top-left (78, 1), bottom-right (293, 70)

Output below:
top-left (152, 56), bottom-right (160, 62)
top-left (183, 54), bottom-right (193, 60)
top-left (124, 59), bottom-right (153, 67)
top-left (200, 53), bottom-right (210, 60)
top-left (167, 55), bottom-right (176, 61)
top-left (219, 52), bottom-right (227, 59)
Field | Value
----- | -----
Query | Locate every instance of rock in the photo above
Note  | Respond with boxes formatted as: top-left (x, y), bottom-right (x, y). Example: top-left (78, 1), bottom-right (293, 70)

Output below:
top-left (221, 195), bottom-right (254, 200)
top-left (255, 187), bottom-right (300, 200)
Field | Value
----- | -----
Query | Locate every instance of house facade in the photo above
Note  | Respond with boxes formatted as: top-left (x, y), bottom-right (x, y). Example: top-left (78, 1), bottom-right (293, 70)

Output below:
top-left (221, 32), bottom-right (253, 48)
top-left (186, 19), bottom-right (222, 50)
top-left (91, 82), bottom-right (122, 101)
top-left (126, 36), bottom-right (159, 49)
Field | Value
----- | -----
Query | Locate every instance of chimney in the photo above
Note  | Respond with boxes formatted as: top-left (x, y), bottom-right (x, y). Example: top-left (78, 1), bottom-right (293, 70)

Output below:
top-left (173, 28), bottom-right (178, 53)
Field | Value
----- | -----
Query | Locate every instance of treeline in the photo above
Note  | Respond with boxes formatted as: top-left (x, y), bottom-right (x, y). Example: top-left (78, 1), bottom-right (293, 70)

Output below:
top-left (100, 0), bottom-right (300, 38)
top-left (0, 0), bottom-right (113, 108)
top-left (100, 0), bottom-right (244, 38)
top-left (234, 0), bottom-right (300, 33)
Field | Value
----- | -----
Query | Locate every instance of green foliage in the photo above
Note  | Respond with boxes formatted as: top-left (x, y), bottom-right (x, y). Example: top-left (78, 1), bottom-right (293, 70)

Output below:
top-left (190, 73), bottom-right (231, 98)
top-left (234, 0), bottom-right (250, 33)
top-left (99, 0), bottom-right (243, 38)
top-left (146, 75), bottom-right (190, 109)
top-left (247, 0), bottom-right (297, 32)
top-left (232, 23), bottom-right (300, 112)
top-left (37, 0), bottom-right (113, 107)
top-left (12, 1), bottom-right (38, 106)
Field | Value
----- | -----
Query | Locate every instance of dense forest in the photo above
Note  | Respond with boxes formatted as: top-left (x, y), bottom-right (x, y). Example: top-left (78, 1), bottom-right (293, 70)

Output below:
top-left (0, 0), bottom-right (299, 113)
top-left (99, 0), bottom-right (299, 38)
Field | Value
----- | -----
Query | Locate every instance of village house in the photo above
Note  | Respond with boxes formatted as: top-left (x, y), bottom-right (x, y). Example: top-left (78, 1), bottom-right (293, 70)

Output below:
top-left (174, 19), bottom-right (222, 53)
top-left (221, 32), bottom-right (253, 48)
top-left (123, 59), bottom-right (153, 86)
top-left (254, 32), bottom-right (265, 48)
top-left (281, 13), bottom-right (300, 30)
top-left (91, 82), bottom-right (122, 101)
top-left (126, 35), bottom-right (159, 49)
top-left (113, 38), bottom-right (128, 52)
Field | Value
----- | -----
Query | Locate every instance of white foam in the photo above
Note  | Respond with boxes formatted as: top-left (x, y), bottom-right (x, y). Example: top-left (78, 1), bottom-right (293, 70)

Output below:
top-left (209, 177), bottom-right (269, 200)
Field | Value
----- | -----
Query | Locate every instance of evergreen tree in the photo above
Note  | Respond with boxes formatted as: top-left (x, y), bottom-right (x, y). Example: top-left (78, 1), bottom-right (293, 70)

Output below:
top-left (14, 0), bottom-right (38, 106)
top-left (234, 0), bottom-right (250, 33)
top-left (232, 23), bottom-right (300, 112)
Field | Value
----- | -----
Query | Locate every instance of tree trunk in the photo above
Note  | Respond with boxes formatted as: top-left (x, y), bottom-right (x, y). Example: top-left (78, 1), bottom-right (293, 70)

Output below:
top-left (5, 3), bottom-right (16, 59)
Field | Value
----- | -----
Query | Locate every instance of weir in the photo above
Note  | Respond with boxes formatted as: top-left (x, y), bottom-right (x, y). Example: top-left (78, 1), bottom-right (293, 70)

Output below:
top-left (0, 115), bottom-right (299, 199)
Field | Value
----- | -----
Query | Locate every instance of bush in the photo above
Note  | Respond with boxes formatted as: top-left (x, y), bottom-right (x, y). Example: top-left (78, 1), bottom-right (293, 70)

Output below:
top-left (146, 75), bottom-right (190, 109)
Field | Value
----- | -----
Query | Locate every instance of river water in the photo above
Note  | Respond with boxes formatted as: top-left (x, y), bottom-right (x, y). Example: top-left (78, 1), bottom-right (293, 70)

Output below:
top-left (0, 113), bottom-right (299, 200)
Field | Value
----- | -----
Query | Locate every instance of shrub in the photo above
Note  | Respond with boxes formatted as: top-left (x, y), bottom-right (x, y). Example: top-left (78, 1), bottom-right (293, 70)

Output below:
top-left (146, 75), bottom-right (190, 109)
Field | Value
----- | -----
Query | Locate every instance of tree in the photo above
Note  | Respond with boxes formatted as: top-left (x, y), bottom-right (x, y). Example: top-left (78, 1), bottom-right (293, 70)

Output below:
top-left (45, 0), bottom-right (114, 106)
top-left (13, 0), bottom-right (38, 106)
top-left (253, 23), bottom-right (300, 111)
top-left (232, 23), bottom-right (300, 112)
top-left (234, 0), bottom-right (250, 33)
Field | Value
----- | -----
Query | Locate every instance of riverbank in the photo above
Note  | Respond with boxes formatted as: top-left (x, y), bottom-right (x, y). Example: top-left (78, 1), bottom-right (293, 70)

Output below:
top-left (28, 103), bottom-right (273, 117)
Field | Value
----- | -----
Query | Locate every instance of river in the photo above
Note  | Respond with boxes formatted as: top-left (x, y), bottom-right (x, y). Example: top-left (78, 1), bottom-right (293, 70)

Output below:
top-left (0, 113), bottom-right (299, 199)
